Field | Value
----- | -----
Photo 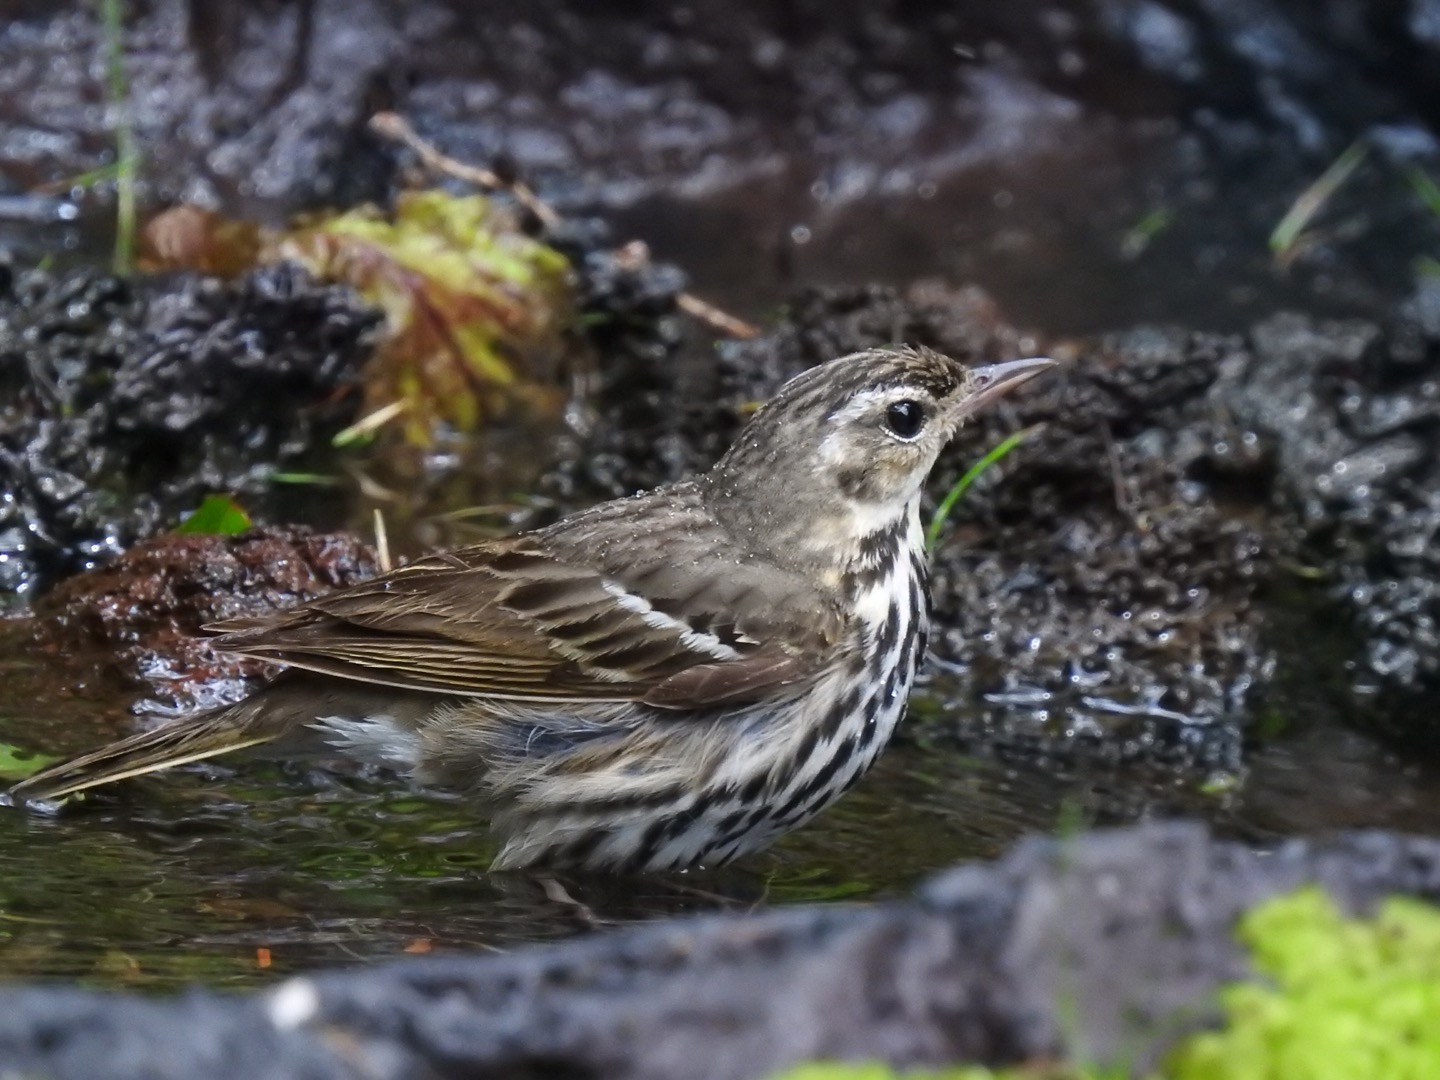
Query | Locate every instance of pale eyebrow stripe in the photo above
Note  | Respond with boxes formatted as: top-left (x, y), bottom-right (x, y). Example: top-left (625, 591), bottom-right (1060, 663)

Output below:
top-left (826, 386), bottom-right (911, 425)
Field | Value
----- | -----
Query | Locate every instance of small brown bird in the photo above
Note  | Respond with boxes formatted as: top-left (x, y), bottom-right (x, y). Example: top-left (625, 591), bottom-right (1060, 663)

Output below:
top-left (11, 347), bottom-right (1052, 872)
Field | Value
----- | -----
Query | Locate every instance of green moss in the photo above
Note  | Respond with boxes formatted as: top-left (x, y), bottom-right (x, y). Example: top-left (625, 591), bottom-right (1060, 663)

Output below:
top-left (1169, 887), bottom-right (1440, 1080)
top-left (0, 741), bottom-right (59, 782)
top-left (772, 887), bottom-right (1440, 1080)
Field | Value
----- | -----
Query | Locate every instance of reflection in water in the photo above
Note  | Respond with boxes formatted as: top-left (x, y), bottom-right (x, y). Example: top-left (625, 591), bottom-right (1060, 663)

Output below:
top-left (3, 628), bottom-right (1440, 990)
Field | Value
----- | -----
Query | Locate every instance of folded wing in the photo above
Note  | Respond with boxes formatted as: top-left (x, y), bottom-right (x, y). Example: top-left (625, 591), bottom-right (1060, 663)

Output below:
top-left (209, 500), bottom-right (841, 710)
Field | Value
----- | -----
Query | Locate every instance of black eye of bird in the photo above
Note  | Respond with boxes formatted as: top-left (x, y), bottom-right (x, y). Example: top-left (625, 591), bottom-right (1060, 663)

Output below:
top-left (883, 399), bottom-right (926, 440)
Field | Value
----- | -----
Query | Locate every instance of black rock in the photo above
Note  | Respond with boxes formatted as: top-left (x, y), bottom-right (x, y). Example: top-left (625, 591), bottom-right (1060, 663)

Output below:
top-left (0, 264), bottom-right (380, 606)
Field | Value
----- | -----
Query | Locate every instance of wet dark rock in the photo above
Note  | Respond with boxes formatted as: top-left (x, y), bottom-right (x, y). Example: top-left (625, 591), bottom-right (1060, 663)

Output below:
top-left (8, 0), bottom-right (1435, 208)
top-left (1399, 275), bottom-right (1440, 344)
top-left (0, 0), bottom-right (405, 216)
top-left (1, 823), bottom-right (1438, 1079)
top-left (31, 527), bottom-right (378, 711)
top-left (1210, 301), bottom-right (1440, 745)
top-left (0, 264), bottom-right (379, 607)
top-left (923, 324), bottom-right (1268, 773)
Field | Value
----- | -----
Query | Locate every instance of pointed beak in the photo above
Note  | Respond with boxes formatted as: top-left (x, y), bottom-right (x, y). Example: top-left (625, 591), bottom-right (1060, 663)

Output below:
top-left (953, 356), bottom-right (1057, 419)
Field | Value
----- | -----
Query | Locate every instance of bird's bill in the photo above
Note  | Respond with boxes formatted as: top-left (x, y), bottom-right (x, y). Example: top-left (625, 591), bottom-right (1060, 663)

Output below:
top-left (955, 356), bottom-right (1057, 417)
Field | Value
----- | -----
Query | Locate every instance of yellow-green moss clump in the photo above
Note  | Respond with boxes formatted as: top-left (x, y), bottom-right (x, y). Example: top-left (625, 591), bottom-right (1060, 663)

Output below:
top-left (1169, 886), bottom-right (1440, 1080)
top-left (770, 886), bottom-right (1440, 1080)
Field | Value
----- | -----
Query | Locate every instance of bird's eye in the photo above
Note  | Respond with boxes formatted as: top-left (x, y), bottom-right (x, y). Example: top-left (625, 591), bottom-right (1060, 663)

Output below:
top-left (883, 399), bottom-right (926, 440)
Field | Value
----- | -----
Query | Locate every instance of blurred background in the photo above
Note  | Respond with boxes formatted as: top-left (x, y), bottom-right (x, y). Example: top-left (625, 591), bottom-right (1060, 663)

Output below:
top-left (2, 0), bottom-right (1438, 331)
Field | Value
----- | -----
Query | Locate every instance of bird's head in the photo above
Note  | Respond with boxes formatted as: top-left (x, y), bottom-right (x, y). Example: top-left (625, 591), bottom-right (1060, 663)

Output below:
top-left (704, 346), bottom-right (1054, 566)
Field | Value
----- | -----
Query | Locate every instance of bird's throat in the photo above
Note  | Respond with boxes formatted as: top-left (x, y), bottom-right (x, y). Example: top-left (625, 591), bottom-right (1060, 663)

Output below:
top-left (842, 503), bottom-right (924, 627)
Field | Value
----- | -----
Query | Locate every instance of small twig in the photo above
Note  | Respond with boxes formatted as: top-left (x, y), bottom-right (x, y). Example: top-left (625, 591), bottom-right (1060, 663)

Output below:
top-left (369, 111), bottom-right (761, 340)
top-left (1099, 421), bottom-right (1136, 517)
top-left (370, 111), bottom-right (559, 228)
top-left (677, 293), bottom-right (762, 339)
top-left (332, 399), bottom-right (408, 447)
top-left (613, 240), bottom-right (760, 338)
top-left (372, 508), bottom-right (392, 573)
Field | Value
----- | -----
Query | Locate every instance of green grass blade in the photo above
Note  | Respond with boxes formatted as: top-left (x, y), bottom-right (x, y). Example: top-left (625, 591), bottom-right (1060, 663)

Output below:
top-left (100, 0), bottom-right (138, 274)
top-left (1269, 140), bottom-right (1368, 259)
top-left (1405, 166), bottom-right (1440, 218)
top-left (925, 424), bottom-right (1042, 553)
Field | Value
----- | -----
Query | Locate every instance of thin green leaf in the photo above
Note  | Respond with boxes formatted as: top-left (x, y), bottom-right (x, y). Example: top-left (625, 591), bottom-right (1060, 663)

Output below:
top-left (48, 161), bottom-right (125, 193)
top-left (925, 425), bottom-right (1042, 553)
top-left (1120, 207), bottom-right (1172, 258)
top-left (1270, 140), bottom-right (1368, 259)
top-left (268, 471), bottom-right (343, 486)
top-left (100, 0), bottom-right (139, 275)
top-left (1405, 166), bottom-right (1440, 219)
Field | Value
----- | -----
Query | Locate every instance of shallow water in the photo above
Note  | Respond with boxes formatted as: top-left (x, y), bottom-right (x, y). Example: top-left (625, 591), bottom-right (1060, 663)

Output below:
top-left (0, 642), bottom-right (994, 988)
top-left (4, 606), bottom-right (1440, 991)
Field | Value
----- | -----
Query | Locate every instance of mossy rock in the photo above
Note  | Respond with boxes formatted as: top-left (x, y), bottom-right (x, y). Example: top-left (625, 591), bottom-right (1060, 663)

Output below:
top-left (773, 887), bottom-right (1440, 1080)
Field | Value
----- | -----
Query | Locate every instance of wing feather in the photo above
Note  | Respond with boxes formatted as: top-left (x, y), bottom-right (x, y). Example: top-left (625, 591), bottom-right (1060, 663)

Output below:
top-left (207, 500), bottom-right (844, 711)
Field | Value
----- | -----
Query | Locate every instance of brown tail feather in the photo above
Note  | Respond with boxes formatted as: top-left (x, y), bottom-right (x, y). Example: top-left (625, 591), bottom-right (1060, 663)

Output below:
top-left (8, 673), bottom-right (443, 805)
top-left (9, 705), bottom-right (278, 804)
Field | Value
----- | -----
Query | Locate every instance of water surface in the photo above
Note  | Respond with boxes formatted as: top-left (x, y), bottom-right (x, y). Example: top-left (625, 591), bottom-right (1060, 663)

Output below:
top-left (3, 614), bottom-right (1438, 990)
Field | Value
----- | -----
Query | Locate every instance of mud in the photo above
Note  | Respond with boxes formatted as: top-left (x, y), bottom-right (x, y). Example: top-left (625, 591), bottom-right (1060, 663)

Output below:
top-left (541, 283), bottom-right (1261, 770)
top-left (927, 323), bottom-right (1268, 772)
top-left (0, 263), bottom-right (379, 606)
top-left (540, 272), bottom-right (1440, 770)
top-left (31, 528), bottom-right (378, 712)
